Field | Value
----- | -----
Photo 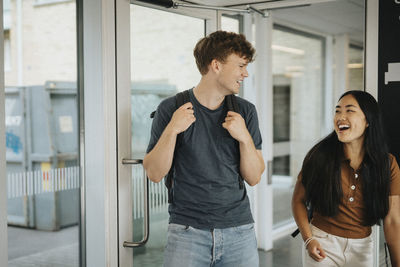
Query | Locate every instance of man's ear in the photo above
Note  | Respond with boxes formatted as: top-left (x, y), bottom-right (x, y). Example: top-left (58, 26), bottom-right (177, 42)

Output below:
top-left (210, 59), bottom-right (220, 74)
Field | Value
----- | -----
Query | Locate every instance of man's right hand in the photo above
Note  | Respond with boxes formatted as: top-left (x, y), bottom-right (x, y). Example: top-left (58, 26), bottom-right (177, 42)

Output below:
top-left (307, 239), bottom-right (326, 262)
top-left (167, 102), bottom-right (196, 135)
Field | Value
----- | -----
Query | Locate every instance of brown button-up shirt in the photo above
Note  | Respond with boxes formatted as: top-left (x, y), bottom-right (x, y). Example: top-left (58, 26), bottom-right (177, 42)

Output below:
top-left (310, 154), bottom-right (400, 238)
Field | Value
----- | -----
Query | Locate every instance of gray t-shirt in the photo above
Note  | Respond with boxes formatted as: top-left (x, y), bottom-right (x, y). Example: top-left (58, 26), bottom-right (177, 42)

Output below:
top-left (147, 89), bottom-right (262, 229)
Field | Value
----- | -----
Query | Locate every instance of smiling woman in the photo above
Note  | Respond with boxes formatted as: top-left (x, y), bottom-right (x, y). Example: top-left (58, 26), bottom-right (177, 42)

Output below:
top-left (334, 94), bottom-right (369, 145)
top-left (291, 90), bottom-right (400, 267)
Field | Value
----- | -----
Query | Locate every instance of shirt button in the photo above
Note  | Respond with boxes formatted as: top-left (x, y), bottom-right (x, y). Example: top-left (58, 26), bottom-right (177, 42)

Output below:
top-left (355, 173), bottom-right (358, 179)
top-left (349, 197), bottom-right (354, 202)
top-left (351, 185), bottom-right (356, 190)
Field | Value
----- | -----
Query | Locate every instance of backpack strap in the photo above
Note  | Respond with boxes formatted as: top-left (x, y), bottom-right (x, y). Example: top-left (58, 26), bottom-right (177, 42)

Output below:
top-left (225, 95), bottom-right (244, 189)
top-left (176, 89), bottom-right (190, 107)
top-left (225, 94), bottom-right (239, 113)
top-left (165, 89), bottom-right (191, 203)
top-left (291, 204), bottom-right (313, 238)
top-left (150, 90), bottom-right (190, 119)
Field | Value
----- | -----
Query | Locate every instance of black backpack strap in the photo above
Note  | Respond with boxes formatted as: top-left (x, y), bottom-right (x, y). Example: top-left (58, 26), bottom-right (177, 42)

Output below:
top-left (291, 204), bottom-right (313, 238)
top-left (225, 94), bottom-right (234, 111)
top-left (176, 90), bottom-right (190, 107)
top-left (225, 94), bottom-right (239, 113)
top-left (225, 95), bottom-right (244, 189)
top-left (165, 89), bottom-right (191, 203)
top-left (291, 228), bottom-right (300, 238)
top-left (150, 90), bottom-right (190, 119)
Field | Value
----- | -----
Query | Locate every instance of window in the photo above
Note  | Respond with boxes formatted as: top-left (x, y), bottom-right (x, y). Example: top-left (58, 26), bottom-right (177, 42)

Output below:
top-left (221, 15), bottom-right (240, 33)
top-left (348, 44), bottom-right (364, 91)
top-left (272, 25), bottom-right (325, 226)
top-left (4, 31), bottom-right (11, 71)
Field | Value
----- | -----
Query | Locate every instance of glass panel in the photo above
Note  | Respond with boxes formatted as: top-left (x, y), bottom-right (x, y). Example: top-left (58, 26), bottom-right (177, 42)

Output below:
top-left (5, 1), bottom-right (79, 266)
top-left (273, 85), bottom-right (290, 143)
top-left (130, 5), bottom-right (204, 266)
top-left (221, 15), bottom-right (239, 33)
top-left (348, 45), bottom-right (364, 91)
top-left (272, 27), bottom-right (324, 227)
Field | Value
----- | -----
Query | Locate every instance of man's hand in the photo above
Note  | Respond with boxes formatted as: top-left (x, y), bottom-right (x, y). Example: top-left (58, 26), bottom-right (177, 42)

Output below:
top-left (222, 111), bottom-right (251, 143)
top-left (307, 239), bottom-right (326, 262)
top-left (167, 102), bottom-right (196, 135)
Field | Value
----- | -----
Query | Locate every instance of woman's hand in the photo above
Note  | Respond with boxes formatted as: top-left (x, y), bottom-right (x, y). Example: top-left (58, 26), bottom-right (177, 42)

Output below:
top-left (306, 239), bottom-right (326, 262)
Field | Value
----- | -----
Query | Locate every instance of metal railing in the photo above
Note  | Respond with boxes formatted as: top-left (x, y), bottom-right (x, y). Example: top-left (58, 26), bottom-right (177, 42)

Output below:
top-left (132, 165), bottom-right (168, 220)
top-left (7, 166), bottom-right (80, 199)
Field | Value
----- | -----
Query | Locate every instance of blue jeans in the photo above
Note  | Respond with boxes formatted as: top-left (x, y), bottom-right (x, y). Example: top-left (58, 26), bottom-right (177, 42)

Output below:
top-left (163, 223), bottom-right (259, 267)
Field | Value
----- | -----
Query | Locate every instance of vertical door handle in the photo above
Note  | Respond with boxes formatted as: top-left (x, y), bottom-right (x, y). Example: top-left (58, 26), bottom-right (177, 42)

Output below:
top-left (121, 159), bottom-right (149, 247)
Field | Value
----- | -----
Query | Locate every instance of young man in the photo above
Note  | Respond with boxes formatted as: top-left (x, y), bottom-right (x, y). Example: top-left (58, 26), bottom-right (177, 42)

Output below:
top-left (143, 31), bottom-right (265, 267)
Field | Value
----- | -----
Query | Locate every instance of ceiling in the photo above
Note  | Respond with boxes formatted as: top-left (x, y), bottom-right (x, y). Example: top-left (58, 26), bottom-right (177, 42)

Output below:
top-left (181, 0), bottom-right (365, 44)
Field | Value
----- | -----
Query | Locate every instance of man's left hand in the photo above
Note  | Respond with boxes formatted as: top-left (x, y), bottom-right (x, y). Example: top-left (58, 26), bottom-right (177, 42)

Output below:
top-left (222, 111), bottom-right (251, 143)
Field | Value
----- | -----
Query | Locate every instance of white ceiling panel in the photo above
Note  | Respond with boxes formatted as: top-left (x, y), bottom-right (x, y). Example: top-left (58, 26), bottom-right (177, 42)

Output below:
top-left (176, 0), bottom-right (364, 43)
top-left (272, 0), bottom-right (364, 43)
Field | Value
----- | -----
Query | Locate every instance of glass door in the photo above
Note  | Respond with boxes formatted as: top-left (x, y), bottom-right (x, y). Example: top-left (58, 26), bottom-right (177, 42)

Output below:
top-left (116, 2), bottom-right (216, 266)
top-left (130, 5), bottom-right (205, 266)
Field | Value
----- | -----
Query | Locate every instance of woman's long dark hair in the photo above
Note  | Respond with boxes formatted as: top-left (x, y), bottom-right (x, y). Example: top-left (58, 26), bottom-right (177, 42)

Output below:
top-left (301, 90), bottom-right (390, 226)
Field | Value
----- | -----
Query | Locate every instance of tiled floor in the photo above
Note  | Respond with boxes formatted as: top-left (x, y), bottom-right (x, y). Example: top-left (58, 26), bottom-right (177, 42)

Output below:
top-left (8, 225), bottom-right (392, 267)
top-left (6, 181), bottom-right (392, 267)
top-left (8, 226), bottom-right (79, 261)
top-left (132, 235), bottom-right (304, 267)
top-left (9, 243), bottom-right (79, 267)
top-left (259, 237), bottom-right (303, 267)
top-left (8, 226), bottom-right (79, 267)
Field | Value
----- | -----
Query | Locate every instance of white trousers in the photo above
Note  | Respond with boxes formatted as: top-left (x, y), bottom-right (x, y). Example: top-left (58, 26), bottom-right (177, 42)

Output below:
top-left (302, 224), bottom-right (373, 267)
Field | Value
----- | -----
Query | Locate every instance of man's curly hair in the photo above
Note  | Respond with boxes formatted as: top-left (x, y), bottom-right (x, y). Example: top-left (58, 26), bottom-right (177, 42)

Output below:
top-left (193, 31), bottom-right (255, 75)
